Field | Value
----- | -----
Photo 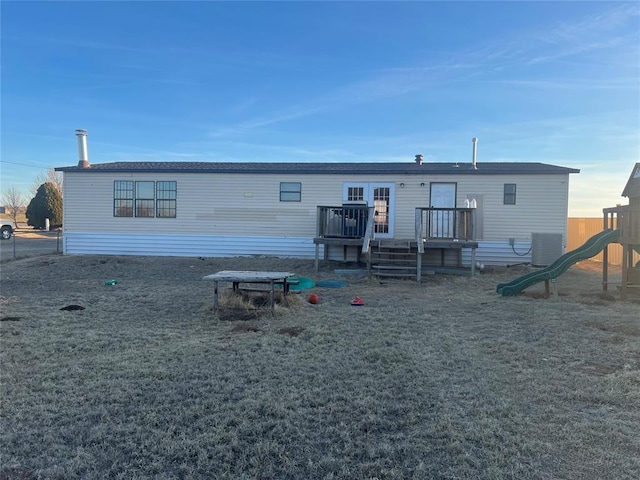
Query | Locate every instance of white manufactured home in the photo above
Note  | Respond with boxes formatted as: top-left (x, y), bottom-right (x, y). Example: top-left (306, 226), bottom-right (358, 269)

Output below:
top-left (56, 132), bottom-right (579, 275)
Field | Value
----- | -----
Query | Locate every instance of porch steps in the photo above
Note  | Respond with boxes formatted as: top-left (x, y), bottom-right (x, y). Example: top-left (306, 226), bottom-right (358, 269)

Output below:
top-left (370, 240), bottom-right (419, 278)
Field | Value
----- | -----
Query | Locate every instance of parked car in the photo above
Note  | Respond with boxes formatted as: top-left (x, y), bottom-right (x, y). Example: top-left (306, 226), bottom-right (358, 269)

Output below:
top-left (1, 220), bottom-right (15, 240)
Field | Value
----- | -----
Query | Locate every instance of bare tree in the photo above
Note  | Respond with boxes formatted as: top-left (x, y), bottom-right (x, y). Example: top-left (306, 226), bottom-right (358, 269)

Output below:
top-left (2, 186), bottom-right (25, 225)
top-left (31, 169), bottom-right (63, 199)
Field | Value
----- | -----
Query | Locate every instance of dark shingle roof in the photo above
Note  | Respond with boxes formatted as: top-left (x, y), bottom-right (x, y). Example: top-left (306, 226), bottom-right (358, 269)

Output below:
top-left (56, 161), bottom-right (580, 175)
top-left (621, 162), bottom-right (640, 198)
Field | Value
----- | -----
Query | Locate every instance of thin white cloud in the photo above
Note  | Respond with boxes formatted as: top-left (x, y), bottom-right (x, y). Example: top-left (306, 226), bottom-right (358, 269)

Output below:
top-left (207, 4), bottom-right (639, 140)
top-left (208, 68), bottom-right (447, 138)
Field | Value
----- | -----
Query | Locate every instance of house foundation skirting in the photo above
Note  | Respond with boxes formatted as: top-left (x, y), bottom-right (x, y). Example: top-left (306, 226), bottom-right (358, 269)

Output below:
top-left (61, 232), bottom-right (535, 267)
top-left (62, 232), bottom-right (319, 258)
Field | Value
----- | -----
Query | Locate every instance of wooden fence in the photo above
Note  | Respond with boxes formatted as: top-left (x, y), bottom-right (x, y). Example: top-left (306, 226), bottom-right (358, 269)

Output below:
top-left (567, 217), bottom-right (622, 265)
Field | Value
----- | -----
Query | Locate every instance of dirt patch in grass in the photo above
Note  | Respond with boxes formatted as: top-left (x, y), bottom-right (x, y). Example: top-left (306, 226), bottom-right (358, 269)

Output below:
top-left (218, 308), bottom-right (260, 322)
top-left (587, 321), bottom-right (640, 337)
top-left (230, 324), bottom-right (262, 334)
top-left (278, 326), bottom-right (305, 337)
top-left (0, 316), bottom-right (22, 322)
top-left (579, 362), bottom-right (622, 376)
top-left (1, 256), bottom-right (639, 479)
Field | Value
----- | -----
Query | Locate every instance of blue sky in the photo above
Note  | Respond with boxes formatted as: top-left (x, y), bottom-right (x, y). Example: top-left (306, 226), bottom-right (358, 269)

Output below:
top-left (1, 1), bottom-right (638, 216)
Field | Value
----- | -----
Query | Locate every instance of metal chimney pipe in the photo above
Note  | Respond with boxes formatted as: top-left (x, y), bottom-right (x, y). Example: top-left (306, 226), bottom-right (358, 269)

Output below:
top-left (415, 154), bottom-right (424, 166)
top-left (75, 129), bottom-right (90, 168)
top-left (472, 137), bottom-right (478, 170)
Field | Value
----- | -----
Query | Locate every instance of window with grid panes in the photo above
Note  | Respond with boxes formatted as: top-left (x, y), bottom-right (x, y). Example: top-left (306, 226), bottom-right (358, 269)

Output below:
top-left (156, 181), bottom-right (177, 217)
top-left (114, 181), bottom-right (134, 217)
top-left (503, 184), bottom-right (516, 205)
top-left (347, 187), bottom-right (364, 202)
top-left (135, 181), bottom-right (155, 217)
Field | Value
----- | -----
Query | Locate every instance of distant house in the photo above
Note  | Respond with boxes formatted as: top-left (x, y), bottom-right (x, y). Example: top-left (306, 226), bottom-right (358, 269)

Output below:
top-left (56, 131), bottom-right (579, 273)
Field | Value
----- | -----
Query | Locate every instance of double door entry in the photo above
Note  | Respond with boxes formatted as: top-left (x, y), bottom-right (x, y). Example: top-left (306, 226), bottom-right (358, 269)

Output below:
top-left (343, 183), bottom-right (395, 238)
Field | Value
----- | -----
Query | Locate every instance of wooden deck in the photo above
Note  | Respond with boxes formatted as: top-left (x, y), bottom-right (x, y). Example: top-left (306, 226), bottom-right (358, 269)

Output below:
top-left (313, 236), bottom-right (479, 280)
top-left (314, 205), bottom-right (478, 281)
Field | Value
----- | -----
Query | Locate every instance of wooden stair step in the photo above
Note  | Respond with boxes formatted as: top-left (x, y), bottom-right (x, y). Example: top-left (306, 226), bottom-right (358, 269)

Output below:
top-left (371, 258), bottom-right (416, 265)
top-left (372, 271), bottom-right (417, 277)
top-left (373, 251), bottom-right (415, 255)
top-left (371, 265), bottom-right (417, 271)
top-left (375, 243), bottom-right (413, 249)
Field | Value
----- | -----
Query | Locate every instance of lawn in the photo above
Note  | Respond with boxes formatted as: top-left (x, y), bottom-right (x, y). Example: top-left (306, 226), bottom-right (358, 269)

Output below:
top-left (1, 254), bottom-right (639, 479)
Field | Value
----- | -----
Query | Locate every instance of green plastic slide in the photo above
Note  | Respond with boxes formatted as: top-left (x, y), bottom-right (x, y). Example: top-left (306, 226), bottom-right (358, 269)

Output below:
top-left (497, 229), bottom-right (620, 296)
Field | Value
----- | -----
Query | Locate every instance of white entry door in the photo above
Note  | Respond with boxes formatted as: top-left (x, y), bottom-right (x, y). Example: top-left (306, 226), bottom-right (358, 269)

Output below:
top-left (429, 183), bottom-right (456, 238)
top-left (343, 183), bottom-right (395, 238)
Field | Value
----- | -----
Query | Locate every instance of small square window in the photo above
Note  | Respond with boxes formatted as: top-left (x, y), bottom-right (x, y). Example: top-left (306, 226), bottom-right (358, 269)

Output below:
top-left (280, 182), bottom-right (301, 202)
top-left (504, 184), bottom-right (516, 205)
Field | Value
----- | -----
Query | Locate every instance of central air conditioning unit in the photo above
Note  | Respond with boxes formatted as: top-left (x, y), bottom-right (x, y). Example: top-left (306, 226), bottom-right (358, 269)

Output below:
top-left (531, 233), bottom-right (563, 267)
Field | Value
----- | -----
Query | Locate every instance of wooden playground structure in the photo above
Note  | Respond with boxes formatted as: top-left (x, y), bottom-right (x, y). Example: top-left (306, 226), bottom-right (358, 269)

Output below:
top-left (602, 163), bottom-right (640, 299)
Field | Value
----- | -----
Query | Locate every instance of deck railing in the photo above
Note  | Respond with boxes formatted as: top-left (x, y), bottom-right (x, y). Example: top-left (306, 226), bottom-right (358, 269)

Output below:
top-left (603, 205), bottom-right (640, 244)
top-left (415, 207), bottom-right (476, 247)
top-left (316, 205), bottom-right (375, 255)
top-left (316, 205), bottom-right (372, 239)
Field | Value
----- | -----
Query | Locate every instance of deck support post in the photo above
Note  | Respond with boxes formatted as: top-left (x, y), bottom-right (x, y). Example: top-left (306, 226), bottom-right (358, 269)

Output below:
top-left (621, 244), bottom-right (630, 300)
top-left (602, 212), bottom-right (609, 291)
top-left (416, 252), bottom-right (422, 283)
top-left (470, 247), bottom-right (476, 277)
top-left (603, 244), bottom-right (609, 292)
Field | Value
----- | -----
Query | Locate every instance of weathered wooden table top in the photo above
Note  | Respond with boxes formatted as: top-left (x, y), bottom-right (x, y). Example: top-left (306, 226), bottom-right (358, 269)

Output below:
top-left (203, 271), bottom-right (295, 282)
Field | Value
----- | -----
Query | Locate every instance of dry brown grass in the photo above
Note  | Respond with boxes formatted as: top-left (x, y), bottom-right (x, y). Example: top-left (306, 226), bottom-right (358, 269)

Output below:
top-left (1, 255), bottom-right (639, 479)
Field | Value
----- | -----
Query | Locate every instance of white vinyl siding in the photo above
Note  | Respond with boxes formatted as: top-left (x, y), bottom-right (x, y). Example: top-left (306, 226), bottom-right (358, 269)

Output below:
top-left (392, 174), bottom-right (569, 243)
top-left (61, 171), bottom-right (571, 258)
top-left (63, 233), bottom-right (318, 258)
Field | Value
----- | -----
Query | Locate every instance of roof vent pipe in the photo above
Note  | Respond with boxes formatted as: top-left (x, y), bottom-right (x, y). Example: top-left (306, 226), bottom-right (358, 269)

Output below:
top-left (75, 129), bottom-right (90, 168)
top-left (472, 137), bottom-right (478, 170)
top-left (415, 154), bottom-right (423, 166)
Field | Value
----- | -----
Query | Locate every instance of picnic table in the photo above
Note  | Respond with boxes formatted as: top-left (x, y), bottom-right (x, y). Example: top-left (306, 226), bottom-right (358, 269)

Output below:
top-left (203, 270), bottom-right (295, 314)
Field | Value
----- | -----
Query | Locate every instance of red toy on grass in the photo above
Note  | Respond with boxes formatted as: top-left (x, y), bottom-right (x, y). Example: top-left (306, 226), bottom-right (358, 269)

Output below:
top-left (350, 296), bottom-right (364, 306)
top-left (308, 293), bottom-right (319, 304)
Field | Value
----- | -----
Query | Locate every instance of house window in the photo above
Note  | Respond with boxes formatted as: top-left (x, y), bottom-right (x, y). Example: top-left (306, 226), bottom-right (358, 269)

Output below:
top-left (135, 181), bottom-right (155, 217)
top-left (156, 181), bottom-right (177, 218)
top-left (114, 180), bottom-right (177, 218)
top-left (504, 184), bottom-right (517, 205)
top-left (114, 181), bottom-right (134, 217)
top-left (347, 187), bottom-right (364, 202)
top-left (280, 182), bottom-right (301, 202)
